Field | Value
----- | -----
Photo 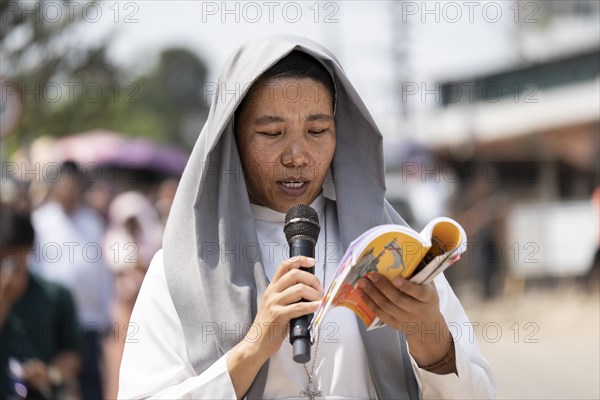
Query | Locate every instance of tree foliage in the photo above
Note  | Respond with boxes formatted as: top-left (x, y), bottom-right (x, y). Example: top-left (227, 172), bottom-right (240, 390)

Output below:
top-left (1, 0), bottom-right (209, 152)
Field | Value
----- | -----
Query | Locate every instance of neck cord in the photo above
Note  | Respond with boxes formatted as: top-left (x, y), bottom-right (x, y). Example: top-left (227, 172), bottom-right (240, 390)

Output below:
top-left (302, 204), bottom-right (327, 399)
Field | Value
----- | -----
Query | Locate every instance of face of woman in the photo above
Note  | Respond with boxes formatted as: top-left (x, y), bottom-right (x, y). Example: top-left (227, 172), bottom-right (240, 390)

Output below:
top-left (235, 77), bottom-right (336, 213)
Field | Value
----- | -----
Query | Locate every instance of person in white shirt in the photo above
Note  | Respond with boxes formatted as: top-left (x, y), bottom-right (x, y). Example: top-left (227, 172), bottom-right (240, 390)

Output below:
top-left (31, 161), bottom-right (113, 400)
top-left (119, 36), bottom-right (496, 399)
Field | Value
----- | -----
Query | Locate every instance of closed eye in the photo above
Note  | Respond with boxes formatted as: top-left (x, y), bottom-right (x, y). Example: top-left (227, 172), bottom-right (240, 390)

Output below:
top-left (257, 131), bottom-right (281, 137)
top-left (308, 129), bottom-right (327, 135)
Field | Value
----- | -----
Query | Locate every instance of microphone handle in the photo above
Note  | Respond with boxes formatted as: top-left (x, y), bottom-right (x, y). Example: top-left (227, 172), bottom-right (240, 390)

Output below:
top-left (289, 238), bottom-right (315, 363)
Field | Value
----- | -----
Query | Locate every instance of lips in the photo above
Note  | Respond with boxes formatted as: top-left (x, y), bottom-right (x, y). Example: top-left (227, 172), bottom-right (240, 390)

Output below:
top-left (277, 177), bottom-right (310, 196)
top-left (281, 181), bottom-right (304, 189)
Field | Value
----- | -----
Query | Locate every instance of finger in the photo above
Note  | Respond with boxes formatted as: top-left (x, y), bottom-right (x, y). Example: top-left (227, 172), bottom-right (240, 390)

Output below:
top-left (390, 276), bottom-right (434, 303)
top-left (21, 365), bottom-right (38, 380)
top-left (359, 288), bottom-right (402, 327)
top-left (271, 256), bottom-right (316, 283)
top-left (22, 359), bottom-right (44, 373)
top-left (358, 277), bottom-right (407, 316)
top-left (21, 367), bottom-right (32, 379)
top-left (273, 267), bottom-right (323, 293)
top-left (282, 300), bottom-right (321, 321)
top-left (278, 283), bottom-right (323, 305)
top-left (366, 273), bottom-right (408, 306)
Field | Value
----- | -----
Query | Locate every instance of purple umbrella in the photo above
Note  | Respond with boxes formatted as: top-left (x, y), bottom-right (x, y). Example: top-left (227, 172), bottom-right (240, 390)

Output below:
top-left (55, 130), bottom-right (189, 177)
top-left (102, 138), bottom-right (189, 177)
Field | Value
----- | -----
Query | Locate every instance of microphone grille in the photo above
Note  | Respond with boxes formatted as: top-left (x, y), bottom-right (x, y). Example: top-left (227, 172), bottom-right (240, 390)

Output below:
top-left (284, 204), bottom-right (320, 243)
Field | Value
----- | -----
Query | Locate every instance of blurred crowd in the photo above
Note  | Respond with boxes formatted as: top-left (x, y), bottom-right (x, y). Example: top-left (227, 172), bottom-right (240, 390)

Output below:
top-left (1, 161), bottom-right (177, 399)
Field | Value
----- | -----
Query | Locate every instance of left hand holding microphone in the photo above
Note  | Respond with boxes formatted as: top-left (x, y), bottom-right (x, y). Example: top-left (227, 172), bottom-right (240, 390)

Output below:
top-left (227, 257), bottom-right (323, 399)
top-left (246, 256), bottom-right (323, 361)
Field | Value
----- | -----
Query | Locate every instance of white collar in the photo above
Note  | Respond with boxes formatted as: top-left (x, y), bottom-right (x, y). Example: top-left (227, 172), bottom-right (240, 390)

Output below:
top-left (250, 193), bottom-right (326, 222)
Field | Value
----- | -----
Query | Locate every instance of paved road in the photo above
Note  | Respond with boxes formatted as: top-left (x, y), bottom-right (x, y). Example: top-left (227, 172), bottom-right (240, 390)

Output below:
top-left (459, 285), bottom-right (600, 399)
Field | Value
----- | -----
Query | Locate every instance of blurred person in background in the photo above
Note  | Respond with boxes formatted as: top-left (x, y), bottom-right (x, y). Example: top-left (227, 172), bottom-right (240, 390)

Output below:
top-left (453, 175), bottom-right (508, 300)
top-left (30, 161), bottom-right (113, 400)
top-left (102, 191), bottom-right (163, 399)
top-left (585, 184), bottom-right (600, 292)
top-left (84, 181), bottom-right (115, 225)
top-left (1, 204), bottom-right (83, 399)
top-left (154, 178), bottom-right (179, 226)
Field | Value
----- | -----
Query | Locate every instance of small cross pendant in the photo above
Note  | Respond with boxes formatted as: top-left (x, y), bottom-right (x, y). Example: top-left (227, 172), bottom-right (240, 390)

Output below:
top-left (300, 380), bottom-right (322, 399)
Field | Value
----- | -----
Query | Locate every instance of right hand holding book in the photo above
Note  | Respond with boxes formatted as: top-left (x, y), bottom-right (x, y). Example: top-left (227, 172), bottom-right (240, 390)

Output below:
top-left (310, 217), bottom-right (467, 335)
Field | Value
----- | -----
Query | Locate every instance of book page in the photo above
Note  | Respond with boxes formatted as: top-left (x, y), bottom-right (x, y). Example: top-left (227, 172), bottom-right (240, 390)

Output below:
top-left (410, 217), bottom-right (466, 285)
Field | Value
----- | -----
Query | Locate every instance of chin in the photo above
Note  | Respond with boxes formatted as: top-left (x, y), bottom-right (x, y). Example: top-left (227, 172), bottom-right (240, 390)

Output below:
top-left (285, 197), bottom-right (314, 210)
top-left (274, 201), bottom-right (299, 213)
top-left (266, 194), bottom-right (318, 213)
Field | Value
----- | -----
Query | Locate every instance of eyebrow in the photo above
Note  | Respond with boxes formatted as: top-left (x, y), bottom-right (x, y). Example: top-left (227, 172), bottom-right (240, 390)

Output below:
top-left (253, 115), bottom-right (285, 125)
top-left (253, 113), bottom-right (334, 125)
top-left (306, 113), bottom-right (334, 122)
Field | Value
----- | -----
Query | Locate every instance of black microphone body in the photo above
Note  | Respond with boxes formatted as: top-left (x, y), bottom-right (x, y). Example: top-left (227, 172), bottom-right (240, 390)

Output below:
top-left (289, 237), bottom-right (315, 363)
top-left (284, 205), bottom-right (320, 364)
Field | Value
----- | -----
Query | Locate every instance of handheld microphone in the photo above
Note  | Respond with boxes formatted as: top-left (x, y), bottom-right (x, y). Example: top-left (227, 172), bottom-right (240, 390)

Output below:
top-left (284, 204), bottom-right (320, 364)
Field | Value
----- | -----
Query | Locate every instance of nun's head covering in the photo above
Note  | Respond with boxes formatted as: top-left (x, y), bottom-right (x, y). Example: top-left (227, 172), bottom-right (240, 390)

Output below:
top-left (163, 35), bottom-right (416, 399)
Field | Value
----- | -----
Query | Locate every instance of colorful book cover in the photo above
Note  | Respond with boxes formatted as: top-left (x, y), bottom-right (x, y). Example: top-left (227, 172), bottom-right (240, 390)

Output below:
top-left (310, 217), bottom-right (466, 336)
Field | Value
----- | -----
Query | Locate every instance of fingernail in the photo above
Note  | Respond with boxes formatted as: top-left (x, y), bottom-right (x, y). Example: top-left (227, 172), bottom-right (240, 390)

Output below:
top-left (370, 274), bottom-right (380, 283)
top-left (393, 278), bottom-right (403, 287)
top-left (358, 279), bottom-right (367, 288)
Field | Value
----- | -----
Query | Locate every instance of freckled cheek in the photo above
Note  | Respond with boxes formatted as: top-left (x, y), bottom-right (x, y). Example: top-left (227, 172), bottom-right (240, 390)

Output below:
top-left (313, 142), bottom-right (336, 171)
top-left (243, 149), bottom-right (276, 185)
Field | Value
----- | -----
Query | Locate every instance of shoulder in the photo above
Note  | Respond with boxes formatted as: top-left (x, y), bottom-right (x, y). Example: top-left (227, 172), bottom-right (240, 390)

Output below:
top-left (29, 273), bottom-right (72, 299)
top-left (31, 202), bottom-right (60, 225)
top-left (147, 249), bottom-right (165, 278)
top-left (134, 249), bottom-right (169, 302)
top-left (77, 206), bottom-right (105, 225)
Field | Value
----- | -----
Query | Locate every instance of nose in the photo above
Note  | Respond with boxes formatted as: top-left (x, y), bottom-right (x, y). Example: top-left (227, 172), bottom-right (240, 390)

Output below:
top-left (281, 134), bottom-right (309, 168)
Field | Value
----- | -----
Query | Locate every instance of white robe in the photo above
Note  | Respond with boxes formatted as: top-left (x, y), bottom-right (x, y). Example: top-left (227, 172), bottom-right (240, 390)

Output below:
top-left (118, 195), bottom-right (496, 399)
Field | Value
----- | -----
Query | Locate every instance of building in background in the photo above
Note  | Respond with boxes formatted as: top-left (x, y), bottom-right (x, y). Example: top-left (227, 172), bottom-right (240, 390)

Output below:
top-left (385, 1), bottom-right (600, 292)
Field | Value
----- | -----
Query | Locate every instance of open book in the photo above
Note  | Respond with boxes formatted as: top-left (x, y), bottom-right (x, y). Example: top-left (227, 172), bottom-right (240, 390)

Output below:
top-left (310, 217), bottom-right (466, 335)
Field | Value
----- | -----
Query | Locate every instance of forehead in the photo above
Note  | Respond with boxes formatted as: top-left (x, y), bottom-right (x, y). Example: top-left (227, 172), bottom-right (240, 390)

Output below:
top-left (241, 77), bottom-right (334, 114)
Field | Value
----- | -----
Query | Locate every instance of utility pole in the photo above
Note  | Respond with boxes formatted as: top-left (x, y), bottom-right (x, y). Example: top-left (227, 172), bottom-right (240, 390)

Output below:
top-left (390, 1), bottom-right (411, 134)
